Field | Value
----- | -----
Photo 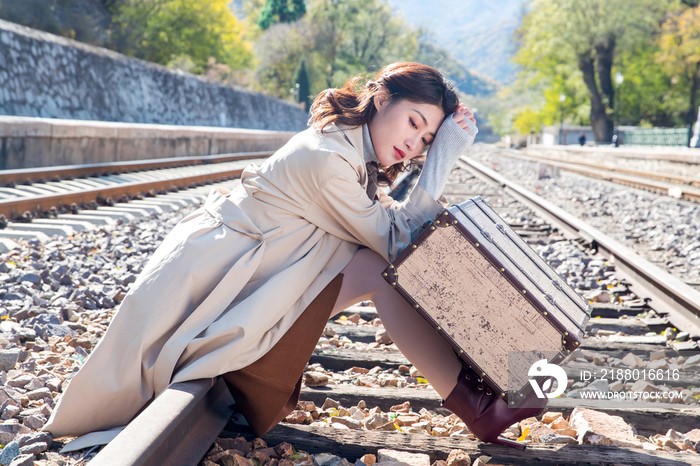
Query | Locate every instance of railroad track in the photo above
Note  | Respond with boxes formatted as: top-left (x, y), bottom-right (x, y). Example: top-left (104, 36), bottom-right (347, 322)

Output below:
top-left (0, 152), bottom-right (272, 244)
top-left (212, 158), bottom-right (699, 465)
top-left (24, 150), bottom-right (699, 465)
top-left (459, 156), bottom-right (700, 339)
top-left (499, 150), bottom-right (700, 204)
top-left (521, 150), bottom-right (700, 188)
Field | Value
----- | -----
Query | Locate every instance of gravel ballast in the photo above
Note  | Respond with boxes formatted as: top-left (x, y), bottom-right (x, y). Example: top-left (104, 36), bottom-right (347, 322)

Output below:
top-left (468, 145), bottom-right (700, 289)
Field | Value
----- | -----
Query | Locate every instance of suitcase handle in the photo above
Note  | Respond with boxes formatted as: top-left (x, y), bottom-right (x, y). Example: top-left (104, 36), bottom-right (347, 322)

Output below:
top-left (480, 230), bottom-right (494, 243)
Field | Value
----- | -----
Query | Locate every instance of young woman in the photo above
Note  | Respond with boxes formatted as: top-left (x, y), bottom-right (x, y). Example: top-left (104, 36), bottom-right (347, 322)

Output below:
top-left (44, 62), bottom-right (534, 449)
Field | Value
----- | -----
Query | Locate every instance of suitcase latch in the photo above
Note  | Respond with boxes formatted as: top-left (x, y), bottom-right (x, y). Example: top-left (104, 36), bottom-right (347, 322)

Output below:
top-left (480, 230), bottom-right (494, 243)
top-left (544, 293), bottom-right (555, 305)
top-left (496, 223), bottom-right (506, 234)
top-left (551, 280), bottom-right (563, 291)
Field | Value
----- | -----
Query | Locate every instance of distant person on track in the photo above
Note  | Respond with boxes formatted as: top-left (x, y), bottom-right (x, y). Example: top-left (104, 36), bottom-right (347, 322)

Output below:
top-left (579, 131), bottom-right (586, 146)
top-left (44, 62), bottom-right (522, 449)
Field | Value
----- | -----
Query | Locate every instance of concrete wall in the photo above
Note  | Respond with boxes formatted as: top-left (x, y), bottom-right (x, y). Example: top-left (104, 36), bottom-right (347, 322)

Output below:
top-left (0, 116), bottom-right (296, 169)
top-left (0, 19), bottom-right (308, 132)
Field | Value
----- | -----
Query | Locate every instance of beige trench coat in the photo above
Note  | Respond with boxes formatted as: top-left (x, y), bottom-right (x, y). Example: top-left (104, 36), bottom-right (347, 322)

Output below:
top-left (44, 123), bottom-right (445, 438)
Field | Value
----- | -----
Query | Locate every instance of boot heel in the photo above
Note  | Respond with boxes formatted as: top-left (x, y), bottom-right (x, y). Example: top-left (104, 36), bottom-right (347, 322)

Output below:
top-left (491, 436), bottom-right (527, 450)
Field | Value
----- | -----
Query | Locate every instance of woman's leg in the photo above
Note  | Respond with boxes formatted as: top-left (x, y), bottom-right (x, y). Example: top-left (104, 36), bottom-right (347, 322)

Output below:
top-left (332, 248), bottom-right (462, 397)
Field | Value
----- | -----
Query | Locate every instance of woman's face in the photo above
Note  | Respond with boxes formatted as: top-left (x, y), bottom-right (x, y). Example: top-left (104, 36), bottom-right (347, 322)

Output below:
top-left (368, 93), bottom-right (445, 167)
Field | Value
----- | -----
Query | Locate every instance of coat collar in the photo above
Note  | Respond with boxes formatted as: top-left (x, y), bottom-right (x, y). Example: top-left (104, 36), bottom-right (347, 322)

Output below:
top-left (361, 123), bottom-right (379, 165)
top-left (335, 123), bottom-right (364, 158)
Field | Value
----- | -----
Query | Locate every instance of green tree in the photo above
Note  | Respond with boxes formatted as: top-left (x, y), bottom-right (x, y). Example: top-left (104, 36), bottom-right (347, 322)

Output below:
top-left (616, 41), bottom-right (686, 127)
top-left (307, 0), bottom-right (417, 89)
top-left (293, 56), bottom-right (311, 111)
top-left (514, 0), bottom-right (667, 142)
top-left (257, 0), bottom-right (306, 30)
top-left (658, 5), bottom-right (700, 130)
top-left (236, 0), bottom-right (266, 41)
top-left (251, 0), bottom-right (417, 100)
top-left (110, 0), bottom-right (252, 72)
top-left (252, 20), bottom-right (313, 98)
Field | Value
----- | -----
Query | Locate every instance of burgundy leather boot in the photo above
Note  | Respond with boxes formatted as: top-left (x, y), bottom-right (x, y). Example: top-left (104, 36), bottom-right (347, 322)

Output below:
top-left (441, 367), bottom-right (549, 449)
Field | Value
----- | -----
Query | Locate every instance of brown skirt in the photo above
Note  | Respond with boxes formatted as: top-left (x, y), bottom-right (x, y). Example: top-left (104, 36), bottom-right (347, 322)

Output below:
top-left (221, 274), bottom-right (343, 436)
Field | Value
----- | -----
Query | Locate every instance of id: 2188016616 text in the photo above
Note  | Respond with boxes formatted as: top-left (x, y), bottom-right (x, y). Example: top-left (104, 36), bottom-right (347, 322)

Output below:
top-left (580, 368), bottom-right (680, 382)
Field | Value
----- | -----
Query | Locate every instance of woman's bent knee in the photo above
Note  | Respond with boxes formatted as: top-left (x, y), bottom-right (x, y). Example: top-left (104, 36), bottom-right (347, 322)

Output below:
top-left (342, 249), bottom-right (390, 288)
top-left (332, 249), bottom-right (391, 315)
top-left (351, 248), bottom-right (388, 271)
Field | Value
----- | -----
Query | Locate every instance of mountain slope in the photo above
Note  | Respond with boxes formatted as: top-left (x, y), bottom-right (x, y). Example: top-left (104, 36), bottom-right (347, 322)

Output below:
top-left (387, 0), bottom-right (527, 83)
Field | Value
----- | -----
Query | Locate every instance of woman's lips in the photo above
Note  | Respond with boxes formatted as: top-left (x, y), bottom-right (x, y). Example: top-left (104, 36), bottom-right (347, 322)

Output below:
top-left (393, 147), bottom-right (406, 160)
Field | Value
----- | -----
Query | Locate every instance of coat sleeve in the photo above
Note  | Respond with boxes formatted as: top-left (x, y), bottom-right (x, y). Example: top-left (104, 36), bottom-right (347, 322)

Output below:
top-left (376, 188), bottom-right (400, 210)
top-left (376, 187), bottom-right (449, 215)
top-left (304, 153), bottom-right (446, 263)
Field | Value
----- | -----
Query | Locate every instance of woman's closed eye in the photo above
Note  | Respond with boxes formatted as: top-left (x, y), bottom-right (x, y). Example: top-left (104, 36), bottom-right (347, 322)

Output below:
top-left (409, 118), bottom-right (431, 146)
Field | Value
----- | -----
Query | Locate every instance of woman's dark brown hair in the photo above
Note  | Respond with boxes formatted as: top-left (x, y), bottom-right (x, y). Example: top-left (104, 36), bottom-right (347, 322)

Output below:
top-left (309, 62), bottom-right (460, 185)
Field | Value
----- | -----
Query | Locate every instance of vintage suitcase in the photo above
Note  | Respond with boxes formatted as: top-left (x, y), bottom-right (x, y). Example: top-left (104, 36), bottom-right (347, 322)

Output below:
top-left (383, 196), bottom-right (591, 406)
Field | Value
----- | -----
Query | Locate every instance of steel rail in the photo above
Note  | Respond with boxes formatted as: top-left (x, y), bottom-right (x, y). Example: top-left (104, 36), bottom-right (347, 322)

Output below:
top-left (495, 151), bottom-right (700, 203)
top-left (87, 379), bottom-right (234, 466)
top-left (0, 151), bottom-right (273, 186)
top-left (460, 156), bottom-right (700, 338)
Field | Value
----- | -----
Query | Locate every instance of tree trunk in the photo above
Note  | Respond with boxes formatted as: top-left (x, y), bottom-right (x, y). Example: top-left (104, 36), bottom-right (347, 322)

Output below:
top-left (595, 34), bottom-right (616, 113)
top-left (578, 53), bottom-right (613, 143)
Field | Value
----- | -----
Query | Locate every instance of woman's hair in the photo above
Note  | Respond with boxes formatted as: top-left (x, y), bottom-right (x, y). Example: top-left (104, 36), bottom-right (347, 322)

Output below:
top-left (309, 62), bottom-right (460, 185)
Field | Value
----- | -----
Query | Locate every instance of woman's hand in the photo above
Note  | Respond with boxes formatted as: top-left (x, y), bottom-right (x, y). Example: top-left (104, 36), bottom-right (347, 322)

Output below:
top-left (451, 104), bottom-right (476, 132)
top-left (417, 104), bottom-right (479, 201)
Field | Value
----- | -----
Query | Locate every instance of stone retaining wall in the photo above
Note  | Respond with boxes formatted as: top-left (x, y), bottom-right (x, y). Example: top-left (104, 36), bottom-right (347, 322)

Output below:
top-left (0, 19), bottom-right (308, 133)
